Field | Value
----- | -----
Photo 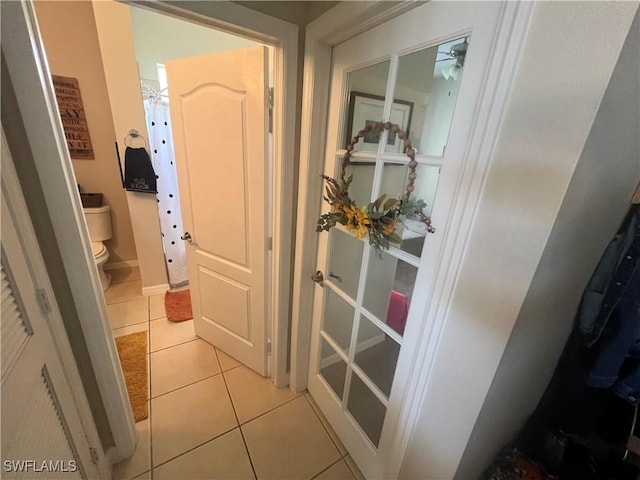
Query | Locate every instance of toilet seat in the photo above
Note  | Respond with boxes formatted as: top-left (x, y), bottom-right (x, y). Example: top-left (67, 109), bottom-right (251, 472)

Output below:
top-left (91, 241), bottom-right (107, 258)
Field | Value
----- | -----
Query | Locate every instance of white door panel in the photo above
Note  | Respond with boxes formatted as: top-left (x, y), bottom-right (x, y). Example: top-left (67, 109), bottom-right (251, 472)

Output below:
top-left (1, 177), bottom-right (100, 479)
top-left (167, 47), bottom-right (269, 375)
top-left (307, 2), bottom-right (504, 477)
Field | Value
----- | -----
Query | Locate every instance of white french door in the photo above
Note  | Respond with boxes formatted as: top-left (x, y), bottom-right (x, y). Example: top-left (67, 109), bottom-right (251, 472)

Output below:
top-left (307, 2), bottom-right (505, 477)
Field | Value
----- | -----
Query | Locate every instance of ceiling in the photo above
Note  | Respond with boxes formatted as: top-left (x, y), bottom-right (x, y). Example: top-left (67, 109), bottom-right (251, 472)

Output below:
top-left (233, 1), bottom-right (339, 27)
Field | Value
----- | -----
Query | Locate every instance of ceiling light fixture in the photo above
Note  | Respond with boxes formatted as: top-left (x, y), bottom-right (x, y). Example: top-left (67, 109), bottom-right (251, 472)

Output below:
top-left (437, 38), bottom-right (468, 81)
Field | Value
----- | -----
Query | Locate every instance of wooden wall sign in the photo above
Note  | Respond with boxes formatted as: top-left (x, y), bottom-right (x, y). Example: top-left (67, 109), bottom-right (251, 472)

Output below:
top-left (52, 75), bottom-right (94, 159)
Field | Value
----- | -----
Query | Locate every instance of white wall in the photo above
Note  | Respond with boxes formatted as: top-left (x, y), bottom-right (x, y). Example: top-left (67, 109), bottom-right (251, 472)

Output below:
top-left (400, 2), bottom-right (639, 478)
top-left (92, 1), bottom-right (169, 292)
top-left (129, 6), bottom-right (256, 85)
top-left (455, 8), bottom-right (640, 477)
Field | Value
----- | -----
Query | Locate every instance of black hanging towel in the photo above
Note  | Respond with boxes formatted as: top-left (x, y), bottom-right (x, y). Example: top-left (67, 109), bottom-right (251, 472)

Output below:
top-left (124, 146), bottom-right (157, 193)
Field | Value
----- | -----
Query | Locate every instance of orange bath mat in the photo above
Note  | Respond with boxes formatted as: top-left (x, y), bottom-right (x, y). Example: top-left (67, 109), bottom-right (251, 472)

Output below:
top-left (165, 289), bottom-right (193, 322)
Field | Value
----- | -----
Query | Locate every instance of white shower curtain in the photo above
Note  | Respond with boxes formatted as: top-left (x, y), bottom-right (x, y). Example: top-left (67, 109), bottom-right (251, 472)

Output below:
top-left (144, 98), bottom-right (188, 286)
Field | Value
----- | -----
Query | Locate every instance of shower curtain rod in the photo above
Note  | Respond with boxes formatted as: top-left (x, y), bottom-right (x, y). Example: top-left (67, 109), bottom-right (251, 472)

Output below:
top-left (140, 82), bottom-right (168, 101)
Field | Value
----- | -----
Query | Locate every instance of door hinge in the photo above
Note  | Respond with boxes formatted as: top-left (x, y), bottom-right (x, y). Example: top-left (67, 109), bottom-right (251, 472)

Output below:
top-left (36, 288), bottom-right (51, 314)
top-left (268, 87), bottom-right (274, 134)
top-left (267, 339), bottom-right (272, 355)
top-left (89, 447), bottom-right (99, 465)
top-left (267, 237), bottom-right (273, 251)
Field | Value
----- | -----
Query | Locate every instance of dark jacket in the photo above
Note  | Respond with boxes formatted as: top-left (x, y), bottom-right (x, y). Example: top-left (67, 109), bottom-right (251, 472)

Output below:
top-left (580, 206), bottom-right (640, 403)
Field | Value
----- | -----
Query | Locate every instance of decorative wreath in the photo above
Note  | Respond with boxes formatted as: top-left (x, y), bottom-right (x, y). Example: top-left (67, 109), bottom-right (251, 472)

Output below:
top-left (316, 121), bottom-right (435, 253)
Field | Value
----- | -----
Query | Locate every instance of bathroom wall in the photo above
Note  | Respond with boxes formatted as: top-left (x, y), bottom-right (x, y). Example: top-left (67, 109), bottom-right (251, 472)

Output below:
top-left (33, 1), bottom-right (138, 267)
top-left (92, 0), bottom-right (169, 293)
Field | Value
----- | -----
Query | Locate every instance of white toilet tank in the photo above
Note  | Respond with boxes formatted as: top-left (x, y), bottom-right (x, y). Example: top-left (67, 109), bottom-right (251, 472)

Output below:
top-left (83, 205), bottom-right (112, 241)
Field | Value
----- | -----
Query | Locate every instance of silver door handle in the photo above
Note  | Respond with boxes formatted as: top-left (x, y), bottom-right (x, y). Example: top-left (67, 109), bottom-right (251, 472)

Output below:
top-left (181, 232), bottom-right (193, 243)
top-left (311, 270), bottom-right (324, 287)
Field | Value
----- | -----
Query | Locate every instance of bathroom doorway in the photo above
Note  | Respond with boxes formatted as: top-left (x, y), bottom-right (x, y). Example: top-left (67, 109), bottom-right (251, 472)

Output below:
top-left (128, 6), bottom-right (269, 289)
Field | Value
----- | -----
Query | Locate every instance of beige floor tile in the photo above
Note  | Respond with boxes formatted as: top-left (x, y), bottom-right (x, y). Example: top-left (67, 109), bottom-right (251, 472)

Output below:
top-left (131, 472), bottom-right (150, 480)
top-left (151, 339), bottom-right (221, 397)
top-left (104, 279), bottom-right (144, 305)
top-left (305, 393), bottom-right (348, 456)
top-left (108, 266), bottom-right (141, 284)
top-left (215, 348), bottom-right (242, 372)
top-left (314, 460), bottom-right (356, 480)
top-left (107, 298), bottom-right (148, 329)
top-left (149, 294), bottom-right (166, 320)
top-left (151, 376), bottom-right (238, 466)
top-left (149, 318), bottom-right (197, 352)
top-left (242, 396), bottom-right (340, 480)
top-left (112, 418), bottom-right (151, 480)
top-left (344, 456), bottom-right (365, 480)
top-left (112, 321), bottom-right (148, 337)
top-left (153, 429), bottom-right (254, 480)
top-left (224, 365), bottom-right (299, 424)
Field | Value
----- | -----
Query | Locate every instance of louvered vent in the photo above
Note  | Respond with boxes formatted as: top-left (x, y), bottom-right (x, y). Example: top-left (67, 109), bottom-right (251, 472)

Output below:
top-left (1, 265), bottom-right (31, 380)
top-left (1, 369), bottom-right (82, 479)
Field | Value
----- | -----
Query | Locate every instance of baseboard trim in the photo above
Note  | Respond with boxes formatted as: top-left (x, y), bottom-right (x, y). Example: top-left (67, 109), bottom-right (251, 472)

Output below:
top-left (104, 260), bottom-right (139, 271)
top-left (142, 284), bottom-right (170, 297)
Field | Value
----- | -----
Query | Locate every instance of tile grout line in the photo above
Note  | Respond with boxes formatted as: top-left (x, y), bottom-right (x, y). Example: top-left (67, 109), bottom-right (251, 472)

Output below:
top-left (303, 394), bottom-right (346, 460)
top-left (238, 392), bottom-right (305, 427)
top-left (147, 295), bottom-right (155, 480)
top-left (150, 426), bottom-right (239, 471)
top-left (216, 350), bottom-right (259, 480)
top-left (310, 457), bottom-right (349, 480)
top-left (343, 456), bottom-right (365, 480)
top-left (150, 372), bottom-right (223, 400)
top-left (148, 336), bottom-right (198, 355)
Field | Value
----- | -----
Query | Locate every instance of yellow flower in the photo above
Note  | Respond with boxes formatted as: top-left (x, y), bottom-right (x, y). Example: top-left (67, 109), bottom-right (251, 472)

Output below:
top-left (344, 204), bottom-right (370, 239)
top-left (382, 218), bottom-right (397, 235)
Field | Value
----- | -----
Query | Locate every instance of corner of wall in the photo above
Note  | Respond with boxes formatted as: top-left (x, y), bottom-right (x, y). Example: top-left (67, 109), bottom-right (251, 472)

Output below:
top-left (91, 1), bottom-right (168, 289)
top-left (454, 6), bottom-right (640, 478)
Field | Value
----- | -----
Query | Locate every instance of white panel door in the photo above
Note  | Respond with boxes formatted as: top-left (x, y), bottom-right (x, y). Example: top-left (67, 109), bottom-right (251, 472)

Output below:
top-left (307, 2), bottom-right (504, 477)
top-left (166, 47), bottom-right (270, 375)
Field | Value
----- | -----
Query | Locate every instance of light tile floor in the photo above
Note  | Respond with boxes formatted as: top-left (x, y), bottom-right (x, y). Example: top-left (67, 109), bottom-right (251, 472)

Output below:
top-left (106, 268), bottom-right (363, 480)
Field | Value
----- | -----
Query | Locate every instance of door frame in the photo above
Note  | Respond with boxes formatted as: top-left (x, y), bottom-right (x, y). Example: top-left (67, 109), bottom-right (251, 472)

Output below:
top-left (291, 0), bottom-right (536, 476)
top-left (3, 0), bottom-right (298, 464)
top-left (129, 1), bottom-right (299, 387)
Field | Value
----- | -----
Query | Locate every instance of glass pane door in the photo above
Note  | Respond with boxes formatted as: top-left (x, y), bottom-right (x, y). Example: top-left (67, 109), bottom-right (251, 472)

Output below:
top-left (316, 35), bottom-right (468, 448)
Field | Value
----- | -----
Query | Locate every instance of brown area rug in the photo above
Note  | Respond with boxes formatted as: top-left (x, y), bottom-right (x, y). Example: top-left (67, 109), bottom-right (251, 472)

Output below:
top-left (115, 331), bottom-right (148, 422)
top-left (165, 289), bottom-right (193, 322)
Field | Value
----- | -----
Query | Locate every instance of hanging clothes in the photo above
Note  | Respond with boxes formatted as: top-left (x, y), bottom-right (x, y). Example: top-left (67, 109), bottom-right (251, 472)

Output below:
top-left (581, 205), bottom-right (640, 403)
top-left (144, 96), bottom-right (188, 287)
top-left (511, 206), bottom-right (640, 480)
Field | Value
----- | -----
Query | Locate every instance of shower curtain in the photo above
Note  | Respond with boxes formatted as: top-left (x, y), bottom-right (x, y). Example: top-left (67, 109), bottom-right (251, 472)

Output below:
top-left (144, 98), bottom-right (188, 286)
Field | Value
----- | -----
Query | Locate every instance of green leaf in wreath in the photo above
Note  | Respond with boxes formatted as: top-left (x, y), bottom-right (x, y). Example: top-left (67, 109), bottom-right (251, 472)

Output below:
top-left (374, 194), bottom-right (386, 211)
top-left (383, 197), bottom-right (398, 211)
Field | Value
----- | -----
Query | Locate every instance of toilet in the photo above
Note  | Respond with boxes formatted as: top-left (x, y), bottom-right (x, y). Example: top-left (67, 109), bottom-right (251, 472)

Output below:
top-left (83, 205), bottom-right (113, 291)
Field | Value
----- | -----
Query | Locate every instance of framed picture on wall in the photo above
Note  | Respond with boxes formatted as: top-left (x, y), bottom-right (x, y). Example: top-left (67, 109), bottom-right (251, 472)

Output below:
top-left (345, 91), bottom-right (414, 154)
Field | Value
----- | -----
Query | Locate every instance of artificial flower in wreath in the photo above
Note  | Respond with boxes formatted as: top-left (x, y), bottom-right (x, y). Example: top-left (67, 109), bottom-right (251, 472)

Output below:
top-left (316, 121), bottom-right (435, 253)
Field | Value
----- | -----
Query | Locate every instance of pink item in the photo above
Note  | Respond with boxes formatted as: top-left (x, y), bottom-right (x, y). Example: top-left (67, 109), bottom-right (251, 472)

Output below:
top-left (387, 290), bottom-right (408, 335)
